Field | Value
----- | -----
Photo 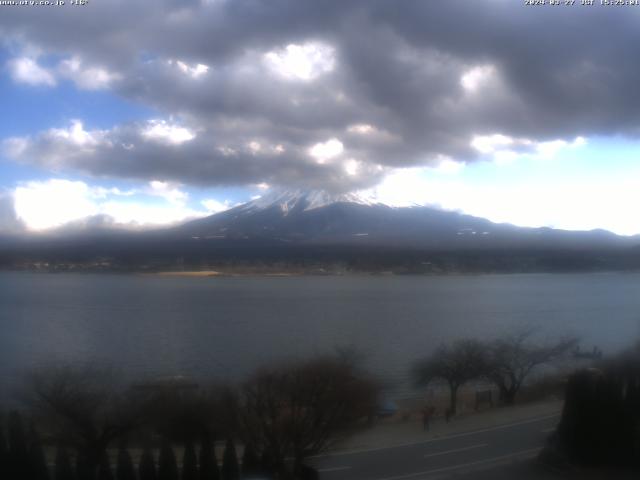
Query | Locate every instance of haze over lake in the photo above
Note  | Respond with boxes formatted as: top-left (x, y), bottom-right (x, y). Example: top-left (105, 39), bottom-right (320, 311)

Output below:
top-left (2, 272), bottom-right (639, 398)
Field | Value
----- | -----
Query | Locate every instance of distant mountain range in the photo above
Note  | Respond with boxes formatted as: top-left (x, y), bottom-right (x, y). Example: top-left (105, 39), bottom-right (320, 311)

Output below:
top-left (2, 190), bottom-right (640, 273)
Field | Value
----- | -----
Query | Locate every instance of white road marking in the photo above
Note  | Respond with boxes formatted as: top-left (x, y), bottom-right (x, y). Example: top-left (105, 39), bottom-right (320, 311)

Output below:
top-left (423, 443), bottom-right (488, 458)
top-left (312, 413), bottom-right (560, 458)
top-left (373, 447), bottom-right (541, 480)
top-left (317, 466), bottom-right (352, 472)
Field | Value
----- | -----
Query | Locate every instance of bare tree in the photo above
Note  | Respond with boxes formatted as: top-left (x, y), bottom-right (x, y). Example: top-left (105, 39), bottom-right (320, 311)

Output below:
top-left (486, 329), bottom-right (577, 405)
top-left (0, 414), bottom-right (7, 480)
top-left (236, 356), bottom-right (378, 479)
top-left (414, 339), bottom-right (488, 416)
top-left (24, 365), bottom-right (146, 478)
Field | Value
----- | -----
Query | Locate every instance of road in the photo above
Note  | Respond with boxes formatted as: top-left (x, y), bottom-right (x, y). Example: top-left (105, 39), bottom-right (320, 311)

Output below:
top-left (311, 413), bottom-right (560, 480)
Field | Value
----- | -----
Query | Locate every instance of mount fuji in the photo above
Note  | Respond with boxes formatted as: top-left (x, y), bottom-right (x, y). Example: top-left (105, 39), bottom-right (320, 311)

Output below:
top-left (2, 189), bottom-right (639, 273)
top-left (173, 189), bottom-right (631, 251)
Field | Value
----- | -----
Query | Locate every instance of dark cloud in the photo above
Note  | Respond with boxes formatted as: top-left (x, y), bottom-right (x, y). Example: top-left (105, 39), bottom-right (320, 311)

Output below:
top-left (2, 0), bottom-right (639, 190)
top-left (4, 121), bottom-right (384, 192)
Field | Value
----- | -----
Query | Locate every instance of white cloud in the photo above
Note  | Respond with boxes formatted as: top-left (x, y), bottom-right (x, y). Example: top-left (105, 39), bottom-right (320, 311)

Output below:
top-left (91, 186), bottom-right (137, 199)
top-left (346, 123), bottom-right (399, 144)
top-left (14, 180), bottom-right (98, 230)
top-left (245, 141), bottom-right (285, 155)
top-left (58, 57), bottom-right (121, 90)
top-left (169, 59), bottom-right (210, 78)
top-left (535, 137), bottom-right (586, 159)
top-left (308, 138), bottom-right (344, 163)
top-left (12, 178), bottom-right (212, 231)
top-left (448, 180), bottom-right (640, 236)
top-left (493, 150), bottom-right (519, 166)
top-left (201, 198), bottom-right (231, 213)
top-left (460, 64), bottom-right (496, 93)
top-left (2, 120), bottom-right (111, 172)
top-left (471, 134), bottom-right (586, 164)
top-left (248, 141), bottom-right (261, 153)
top-left (148, 180), bottom-right (189, 206)
top-left (99, 201), bottom-right (205, 227)
top-left (364, 161), bottom-right (640, 236)
top-left (573, 136), bottom-right (587, 147)
top-left (264, 41), bottom-right (335, 81)
top-left (434, 157), bottom-right (464, 174)
top-left (363, 168), bottom-right (432, 208)
top-left (7, 57), bottom-right (56, 87)
top-left (344, 158), bottom-right (360, 176)
top-left (471, 134), bottom-right (518, 154)
top-left (142, 120), bottom-right (196, 145)
top-left (50, 120), bottom-right (104, 147)
top-left (347, 124), bottom-right (375, 134)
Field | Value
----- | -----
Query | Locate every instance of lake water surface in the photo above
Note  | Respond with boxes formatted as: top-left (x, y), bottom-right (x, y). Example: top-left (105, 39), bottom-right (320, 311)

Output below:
top-left (1, 272), bottom-right (640, 398)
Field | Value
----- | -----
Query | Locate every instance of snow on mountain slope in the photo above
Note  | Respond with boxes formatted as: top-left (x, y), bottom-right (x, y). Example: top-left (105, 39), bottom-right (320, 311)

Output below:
top-left (177, 188), bottom-right (504, 246)
top-left (174, 189), bottom-right (634, 251)
top-left (237, 189), bottom-right (380, 215)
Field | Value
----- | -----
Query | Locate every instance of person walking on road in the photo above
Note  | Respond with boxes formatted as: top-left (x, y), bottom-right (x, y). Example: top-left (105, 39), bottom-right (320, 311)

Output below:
top-left (422, 406), bottom-right (434, 431)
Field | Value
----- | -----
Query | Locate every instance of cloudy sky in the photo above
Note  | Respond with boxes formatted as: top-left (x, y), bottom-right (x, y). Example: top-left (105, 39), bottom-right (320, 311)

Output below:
top-left (2, 0), bottom-right (640, 234)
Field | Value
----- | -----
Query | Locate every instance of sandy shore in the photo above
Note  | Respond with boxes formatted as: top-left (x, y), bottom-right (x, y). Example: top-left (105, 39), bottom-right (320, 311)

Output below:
top-left (152, 270), bottom-right (224, 277)
top-left (150, 270), bottom-right (301, 277)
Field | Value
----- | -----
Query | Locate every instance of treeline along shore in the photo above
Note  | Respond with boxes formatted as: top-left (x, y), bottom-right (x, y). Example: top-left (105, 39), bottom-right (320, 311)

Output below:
top-left (5, 241), bottom-right (640, 275)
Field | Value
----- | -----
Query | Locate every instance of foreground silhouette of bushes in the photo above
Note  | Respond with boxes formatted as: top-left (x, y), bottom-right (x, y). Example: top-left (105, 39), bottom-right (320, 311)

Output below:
top-left (546, 343), bottom-right (640, 470)
top-left (0, 353), bottom-right (376, 479)
top-left (1, 422), bottom-right (315, 480)
top-left (0, 428), bottom-right (235, 480)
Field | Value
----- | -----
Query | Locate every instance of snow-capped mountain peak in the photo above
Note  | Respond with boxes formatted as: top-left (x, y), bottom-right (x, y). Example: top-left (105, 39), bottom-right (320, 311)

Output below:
top-left (238, 189), bottom-right (380, 215)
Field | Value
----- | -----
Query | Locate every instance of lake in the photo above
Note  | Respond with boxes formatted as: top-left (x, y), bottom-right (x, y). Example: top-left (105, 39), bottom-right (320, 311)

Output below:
top-left (1, 271), bottom-right (639, 399)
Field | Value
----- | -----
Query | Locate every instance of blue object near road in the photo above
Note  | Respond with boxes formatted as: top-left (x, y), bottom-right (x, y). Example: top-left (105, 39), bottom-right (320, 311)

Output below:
top-left (377, 399), bottom-right (399, 417)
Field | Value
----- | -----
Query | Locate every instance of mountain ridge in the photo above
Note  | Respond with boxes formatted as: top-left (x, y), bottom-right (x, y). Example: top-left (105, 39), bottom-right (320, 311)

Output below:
top-left (2, 189), bottom-right (640, 274)
top-left (175, 189), bottom-right (635, 250)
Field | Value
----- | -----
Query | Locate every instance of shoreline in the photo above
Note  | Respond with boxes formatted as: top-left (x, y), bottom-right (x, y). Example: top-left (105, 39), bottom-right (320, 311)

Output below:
top-left (2, 268), bottom-right (639, 278)
top-left (150, 270), bottom-right (302, 277)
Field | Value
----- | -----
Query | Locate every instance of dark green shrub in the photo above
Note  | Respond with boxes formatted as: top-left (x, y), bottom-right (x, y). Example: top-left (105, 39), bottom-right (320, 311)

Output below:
top-left (8, 411), bottom-right (30, 479)
top-left (139, 447), bottom-right (157, 480)
top-left (115, 446), bottom-right (136, 480)
top-left (182, 441), bottom-right (198, 480)
top-left (97, 452), bottom-right (114, 480)
top-left (240, 443), bottom-right (260, 479)
top-left (0, 416), bottom-right (8, 480)
top-left (198, 436), bottom-right (219, 480)
top-left (29, 427), bottom-right (50, 480)
top-left (158, 442), bottom-right (179, 480)
top-left (220, 440), bottom-right (239, 480)
top-left (54, 447), bottom-right (75, 480)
